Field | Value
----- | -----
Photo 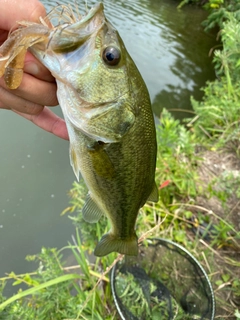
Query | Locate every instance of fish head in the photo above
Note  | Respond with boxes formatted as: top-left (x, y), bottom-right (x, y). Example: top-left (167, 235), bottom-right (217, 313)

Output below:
top-left (33, 3), bottom-right (136, 143)
top-left (66, 9), bottom-right (131, 105)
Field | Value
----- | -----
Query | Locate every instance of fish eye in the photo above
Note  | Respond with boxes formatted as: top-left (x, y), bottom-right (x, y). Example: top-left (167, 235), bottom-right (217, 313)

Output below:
top-left (102, 46), bottom-right (121, 66)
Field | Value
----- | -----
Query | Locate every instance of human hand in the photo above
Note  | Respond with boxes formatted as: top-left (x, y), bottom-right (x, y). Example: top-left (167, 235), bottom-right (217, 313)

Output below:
top-left (0, 0), bottom-right (68, 140)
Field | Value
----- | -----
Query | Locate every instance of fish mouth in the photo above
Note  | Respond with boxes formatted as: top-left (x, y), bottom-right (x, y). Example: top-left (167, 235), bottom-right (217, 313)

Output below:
top-left (48, 3), bottom-right (106, 53)
top-left (68, 2), bottom-right (105, 31)
top-left (70, 2), bottom-right (106, 38)
top-left (80, 3), bottom-right (104, 25)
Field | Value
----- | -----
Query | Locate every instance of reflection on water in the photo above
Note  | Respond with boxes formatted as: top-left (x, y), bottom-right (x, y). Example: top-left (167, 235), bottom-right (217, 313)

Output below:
top-left (0, 0), bottom-right (217, 294)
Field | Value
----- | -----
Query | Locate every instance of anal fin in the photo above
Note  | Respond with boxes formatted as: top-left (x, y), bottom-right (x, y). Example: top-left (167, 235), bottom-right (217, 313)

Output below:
top-left (147, 182), bottom-right (159, 203)
top-left (82, 193), bottom-right (104, 223)
top-left (94, 233), bottom-right (138, 257)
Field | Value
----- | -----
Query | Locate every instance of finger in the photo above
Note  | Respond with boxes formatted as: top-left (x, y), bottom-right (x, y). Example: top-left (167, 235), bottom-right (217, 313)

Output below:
top-left (0, 0), bottom-right (46, 31)
top-left (0, 30), bottom-right (8, 44)
top-left (24, 52), bottom-right (55, 83)
top-left (0, 73), bottom-right (58, 107)
top-left (14, 107), bottom-right (69, 140)
top-left (0, 86), bottom-right (44, 115)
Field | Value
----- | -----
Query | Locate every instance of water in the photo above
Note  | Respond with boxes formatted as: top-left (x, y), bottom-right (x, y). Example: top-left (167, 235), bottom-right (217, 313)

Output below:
top-left (0, 0), bottom-right (217, 294)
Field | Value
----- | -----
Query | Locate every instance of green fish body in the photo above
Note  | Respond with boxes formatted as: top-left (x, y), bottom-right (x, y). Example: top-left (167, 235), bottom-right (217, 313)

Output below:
top-left (30, 3), bottom-right (158, 256)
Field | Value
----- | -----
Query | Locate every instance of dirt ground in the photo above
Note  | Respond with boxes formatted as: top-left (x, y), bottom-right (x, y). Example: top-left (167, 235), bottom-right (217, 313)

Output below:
top-left (194, 149), bottom-right (240, 318)
top-left (197, 150), bottom-right (240, 231)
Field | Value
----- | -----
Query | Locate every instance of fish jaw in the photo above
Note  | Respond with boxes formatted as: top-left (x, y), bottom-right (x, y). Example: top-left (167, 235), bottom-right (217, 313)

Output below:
top-left (29, 3), bottom-right (106, 76)
top-left (47, 3), bottom-right (105, 54)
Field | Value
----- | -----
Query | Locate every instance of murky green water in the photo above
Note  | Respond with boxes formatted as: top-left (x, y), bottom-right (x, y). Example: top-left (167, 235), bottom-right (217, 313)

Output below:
top-left (0, 0), bottom-right (217, 293)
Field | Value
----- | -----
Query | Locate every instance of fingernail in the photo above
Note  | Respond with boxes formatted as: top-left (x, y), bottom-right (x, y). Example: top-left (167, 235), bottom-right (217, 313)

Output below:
top-left (24, 62), bottom-right (40, 76)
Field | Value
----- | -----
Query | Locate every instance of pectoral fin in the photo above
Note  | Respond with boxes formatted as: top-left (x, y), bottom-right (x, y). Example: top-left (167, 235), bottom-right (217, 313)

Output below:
top-left (87, 106), bottom-right (135, 142)
top-left (88, 141), bottom-right (114, 179)
top-left (147, 182), bottom-right (159, 203)
top-left (70, 145), bottom-right (80, 181)
top-left (94, 233), bottom-right (138, 257)
top-left (82, 193), bottom-right (104, 223)
top-left (67, 102), bottom-right (135, 143)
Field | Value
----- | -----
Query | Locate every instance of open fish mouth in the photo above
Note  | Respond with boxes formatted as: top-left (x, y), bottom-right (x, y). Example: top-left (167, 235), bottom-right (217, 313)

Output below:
top-left (0, 2), bottom-right (106, 89)
top-left (47, 3), bottom-right (106, 54)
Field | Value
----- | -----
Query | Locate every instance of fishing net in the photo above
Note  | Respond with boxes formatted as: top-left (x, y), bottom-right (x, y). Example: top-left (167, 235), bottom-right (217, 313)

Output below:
top-left (111, 238), bottom-right (215, 320)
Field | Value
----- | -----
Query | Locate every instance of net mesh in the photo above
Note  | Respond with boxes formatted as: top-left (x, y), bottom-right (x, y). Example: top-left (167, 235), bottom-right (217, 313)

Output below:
top-left (111, 238), bottom-right (215, 320)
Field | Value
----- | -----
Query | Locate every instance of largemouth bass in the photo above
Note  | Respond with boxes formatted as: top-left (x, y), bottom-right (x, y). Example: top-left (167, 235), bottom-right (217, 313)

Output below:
top-left (0, 2), bottom-right (158, 256)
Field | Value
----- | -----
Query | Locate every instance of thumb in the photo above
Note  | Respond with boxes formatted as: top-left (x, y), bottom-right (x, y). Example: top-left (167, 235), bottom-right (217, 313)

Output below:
top-left (0, 0), bottom-right (46, 31)
top-left (24, 52), bottom-right (55, 82)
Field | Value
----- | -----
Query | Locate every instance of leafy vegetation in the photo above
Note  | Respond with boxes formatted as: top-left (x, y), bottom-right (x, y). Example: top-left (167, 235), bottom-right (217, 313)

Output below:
top-left (0, 2), bottom-right (240, 320)
top-left (0, 105), bottom-right (239, 318)
top-left (189, 10), bottom-right (240, 156)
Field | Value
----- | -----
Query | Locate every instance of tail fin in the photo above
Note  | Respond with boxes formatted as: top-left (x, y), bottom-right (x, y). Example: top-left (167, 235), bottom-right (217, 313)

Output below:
top-left (94, 233), bottom-right (138, 257)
